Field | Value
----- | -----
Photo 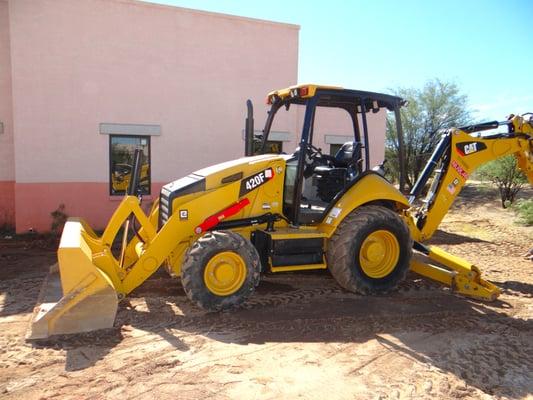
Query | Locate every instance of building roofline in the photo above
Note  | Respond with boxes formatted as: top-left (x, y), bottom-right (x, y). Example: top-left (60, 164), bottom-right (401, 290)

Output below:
top-left (106, 0), bottom-right (301, 30)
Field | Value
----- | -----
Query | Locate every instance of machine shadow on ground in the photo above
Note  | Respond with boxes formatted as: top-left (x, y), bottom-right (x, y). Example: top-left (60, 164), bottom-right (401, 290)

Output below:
top-left (428, 229), bottom-right (489, 245)
top-left (492, 280), bottom-right (533, 297)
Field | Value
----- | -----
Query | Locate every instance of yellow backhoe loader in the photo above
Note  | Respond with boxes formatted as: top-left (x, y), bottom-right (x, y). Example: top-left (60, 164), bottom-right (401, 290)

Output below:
top-left (28, 85), bottom-right (533, 339)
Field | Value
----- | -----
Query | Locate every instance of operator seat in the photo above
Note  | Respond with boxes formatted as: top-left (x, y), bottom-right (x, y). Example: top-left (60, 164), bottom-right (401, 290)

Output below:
top-left (333, 141), bottom-right (363, 169)
top-left (309, 141), bottom-right (364, 208)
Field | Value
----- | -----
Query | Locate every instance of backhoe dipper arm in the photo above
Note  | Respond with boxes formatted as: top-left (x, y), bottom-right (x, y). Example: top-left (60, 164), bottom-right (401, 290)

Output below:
top-left (408, 114), bottom-right (533, 242)
top-left (403, 114), bottom-right (532, 302)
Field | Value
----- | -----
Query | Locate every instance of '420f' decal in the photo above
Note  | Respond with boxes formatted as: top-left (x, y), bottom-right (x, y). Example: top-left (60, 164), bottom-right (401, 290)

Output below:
top-left (456, 141), bottom-right (487, 156)
top-left (239, 168), bottom-right (275, 196)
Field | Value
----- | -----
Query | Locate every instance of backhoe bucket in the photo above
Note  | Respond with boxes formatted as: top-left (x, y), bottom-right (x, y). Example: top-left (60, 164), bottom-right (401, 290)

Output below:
top-left (27, 219), bottom-right (118, 339)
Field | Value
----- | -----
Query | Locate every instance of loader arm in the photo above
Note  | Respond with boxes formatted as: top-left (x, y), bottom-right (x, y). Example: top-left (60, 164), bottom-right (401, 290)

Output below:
top-left (28, 184), bottom-right (256, 339)
top-left (403, 114), bottom-right (533, 301)
top-left (28, 152), bottom-right (287, 339)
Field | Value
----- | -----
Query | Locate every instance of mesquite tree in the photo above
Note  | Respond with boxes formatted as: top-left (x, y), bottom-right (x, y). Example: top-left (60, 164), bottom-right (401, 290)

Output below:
top-left (385, 79), bottom-right (471, 191)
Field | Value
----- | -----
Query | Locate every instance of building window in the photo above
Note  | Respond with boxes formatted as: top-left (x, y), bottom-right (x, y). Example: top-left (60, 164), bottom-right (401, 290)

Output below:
top-left (264, 140), bottom-right (283, 154)
top-left (109, 135), bottom-right (151, 195)
top-left (253, 136), bottom-right (283, 154)
top-left (329, 143), bottom-right (342, 156)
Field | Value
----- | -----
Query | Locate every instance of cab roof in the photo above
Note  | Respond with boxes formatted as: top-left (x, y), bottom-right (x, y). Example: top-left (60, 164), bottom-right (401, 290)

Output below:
top-left (267, 84), bottom-right (405, 111)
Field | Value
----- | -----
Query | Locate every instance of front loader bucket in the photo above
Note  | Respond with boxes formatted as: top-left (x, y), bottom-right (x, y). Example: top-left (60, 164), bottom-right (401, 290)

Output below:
top-left (27, 219), bottom-right (118, 339)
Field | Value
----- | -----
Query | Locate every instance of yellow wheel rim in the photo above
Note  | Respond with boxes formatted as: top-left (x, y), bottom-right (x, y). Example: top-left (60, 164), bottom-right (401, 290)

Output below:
top-left (203, 251), bottom-right (247, 296)
top-left (359, 230), bottom-right (400, 279)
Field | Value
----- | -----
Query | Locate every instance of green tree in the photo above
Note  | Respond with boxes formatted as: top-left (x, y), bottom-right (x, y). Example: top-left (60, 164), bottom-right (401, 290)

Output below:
top-left (477, 155), bottom-right (527, 208)
top-left (386, 79), bottom-right (471, 191)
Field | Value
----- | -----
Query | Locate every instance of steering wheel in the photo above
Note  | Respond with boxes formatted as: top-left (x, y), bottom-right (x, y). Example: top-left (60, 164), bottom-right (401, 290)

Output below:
top-left (303, 144), bottom-right (337, 178)
top-left (303, 143), bottom-right (320, 159)
top-left (306, 144), bottom-right (338, 166)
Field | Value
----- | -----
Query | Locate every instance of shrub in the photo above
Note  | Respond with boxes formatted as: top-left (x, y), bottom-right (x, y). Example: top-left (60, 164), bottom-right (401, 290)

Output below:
top-left (50, 204), bottom-right (68, 235)
top-left (476, 156), bottom-right (527, 208)
top-left (514, 199), bottom-right (533, 226)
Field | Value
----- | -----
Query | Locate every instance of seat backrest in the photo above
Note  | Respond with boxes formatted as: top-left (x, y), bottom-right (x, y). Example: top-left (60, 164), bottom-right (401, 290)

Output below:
top-left (334, 141), bottom-right (362, 167)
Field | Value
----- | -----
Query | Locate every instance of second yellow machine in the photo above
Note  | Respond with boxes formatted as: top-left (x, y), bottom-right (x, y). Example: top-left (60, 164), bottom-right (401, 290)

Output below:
top-left (29, 85), bottom-right (533, 338)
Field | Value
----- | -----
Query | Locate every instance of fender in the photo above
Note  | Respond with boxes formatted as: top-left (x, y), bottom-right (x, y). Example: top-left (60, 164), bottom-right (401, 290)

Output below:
top-left (318, 172), bottom-right (409, 237)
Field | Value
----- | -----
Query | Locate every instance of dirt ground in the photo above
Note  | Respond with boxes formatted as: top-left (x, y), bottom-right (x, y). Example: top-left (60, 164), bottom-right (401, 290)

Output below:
top-left (1, 185), bottom-right (532, 400)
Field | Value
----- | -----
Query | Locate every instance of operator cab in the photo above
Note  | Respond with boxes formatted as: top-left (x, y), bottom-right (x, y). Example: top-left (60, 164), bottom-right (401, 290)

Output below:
top-left (252, 84), bottom-right (405, 226)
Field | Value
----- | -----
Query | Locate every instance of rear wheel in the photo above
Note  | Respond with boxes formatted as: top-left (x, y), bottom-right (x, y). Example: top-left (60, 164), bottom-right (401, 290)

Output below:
top-left (327, 205), bottom-right (412, 294)
top-left (181, 231), bottom-right (261, 311)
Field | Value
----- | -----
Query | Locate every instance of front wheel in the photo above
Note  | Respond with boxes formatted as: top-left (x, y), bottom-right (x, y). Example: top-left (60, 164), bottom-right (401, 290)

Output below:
top-left (327, 205), bottom-right (412, 294)
top-left (181, 231), bottom-right (261, 311)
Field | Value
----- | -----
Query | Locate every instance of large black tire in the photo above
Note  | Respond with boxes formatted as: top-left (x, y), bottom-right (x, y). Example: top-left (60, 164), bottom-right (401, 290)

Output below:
top-left (181, 231), bottom-right (261, 311)
top-left (327, 205), bottom-right (412, 294)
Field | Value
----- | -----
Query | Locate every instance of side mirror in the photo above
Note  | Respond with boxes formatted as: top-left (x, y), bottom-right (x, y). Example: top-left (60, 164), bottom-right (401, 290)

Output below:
top-left (245, 99), bottom-right (254, 156)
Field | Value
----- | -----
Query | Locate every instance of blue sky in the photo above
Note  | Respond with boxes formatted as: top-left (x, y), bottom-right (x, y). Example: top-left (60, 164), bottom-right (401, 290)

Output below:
top-left (149, 0), bottom-right (532, 121)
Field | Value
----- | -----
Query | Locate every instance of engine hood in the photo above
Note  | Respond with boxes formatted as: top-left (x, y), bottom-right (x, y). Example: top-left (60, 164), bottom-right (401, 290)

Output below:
top-left (159, 154), bottom-right (289, 226)
top-left (195, 154), bottom-right (288, 188)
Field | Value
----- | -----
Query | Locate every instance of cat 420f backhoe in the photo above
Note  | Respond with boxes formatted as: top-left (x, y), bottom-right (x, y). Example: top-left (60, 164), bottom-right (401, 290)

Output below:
top-left (28, 85), bottom-right (533, 339)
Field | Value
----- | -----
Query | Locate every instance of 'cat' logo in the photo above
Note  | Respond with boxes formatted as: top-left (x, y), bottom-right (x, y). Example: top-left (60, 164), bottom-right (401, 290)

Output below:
top-left (456, 141), bottom-right (487, 156)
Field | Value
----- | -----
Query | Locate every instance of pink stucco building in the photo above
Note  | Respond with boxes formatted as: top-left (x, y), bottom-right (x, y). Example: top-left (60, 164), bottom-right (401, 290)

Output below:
top-left (0, 0), bottom-right (385, 233)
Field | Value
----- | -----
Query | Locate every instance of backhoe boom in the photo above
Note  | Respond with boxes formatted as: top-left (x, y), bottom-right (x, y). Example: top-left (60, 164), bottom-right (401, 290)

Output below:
top-left (404, 114), bottom-right (533, 301)
top-left (409, 114), bottom-right (533, 242)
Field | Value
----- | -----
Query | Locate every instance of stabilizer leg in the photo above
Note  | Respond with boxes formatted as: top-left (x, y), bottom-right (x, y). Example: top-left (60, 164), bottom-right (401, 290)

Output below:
top-left (410, 244), bottom-right (500, 301)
